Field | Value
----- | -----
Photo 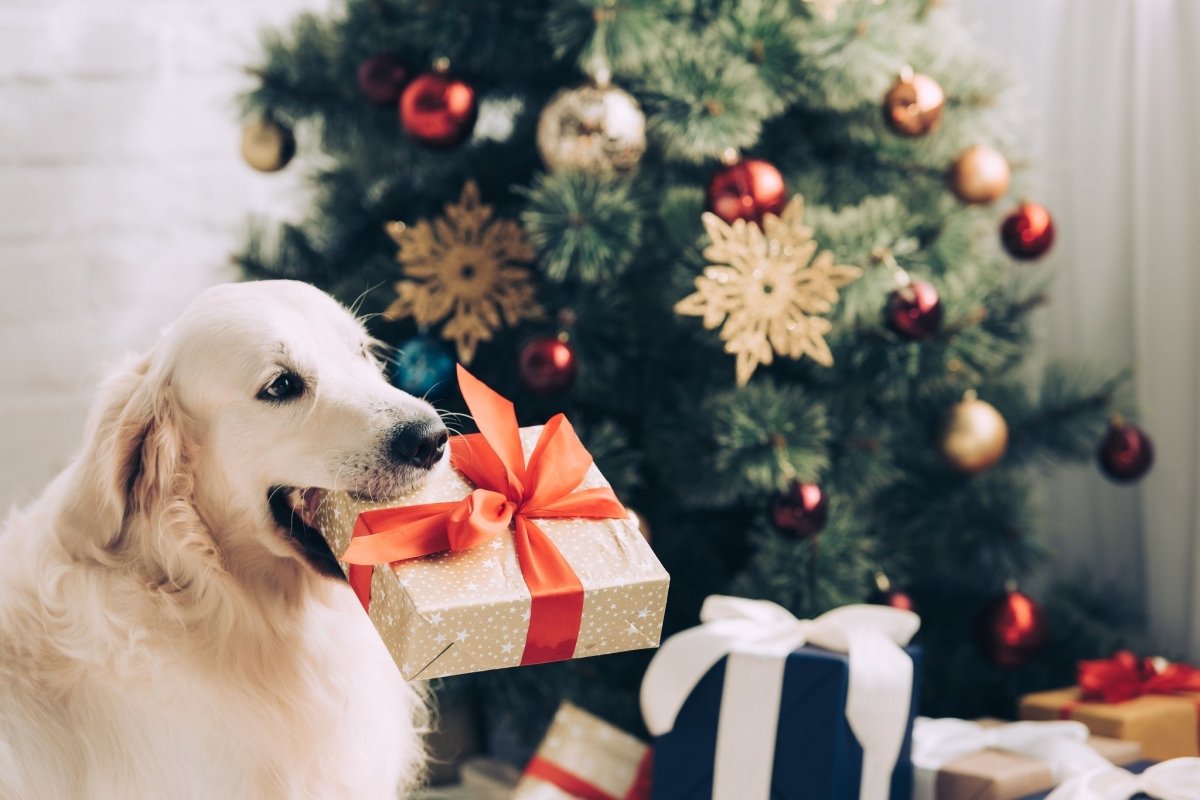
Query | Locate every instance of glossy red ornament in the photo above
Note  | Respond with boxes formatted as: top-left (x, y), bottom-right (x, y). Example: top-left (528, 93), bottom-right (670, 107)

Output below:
top-left (1001, 202), bottom-right (1055, 260)
top-left (977, 586), bottom-right (1048, 668)
top-left (886, 279), bottom-right (942, 340)
top-left (770, 482), bottom-right (829, 538)
top-left (706, 158), bottom-right (787, 225)
top-left (1098, 421), bottom-right (1154, 483)
top-left (356, 55), bottom-right (410, 106)
top-left (518, 336), bottom-right (577, 394)
top-left (399, 72), bottom-right (478, 147)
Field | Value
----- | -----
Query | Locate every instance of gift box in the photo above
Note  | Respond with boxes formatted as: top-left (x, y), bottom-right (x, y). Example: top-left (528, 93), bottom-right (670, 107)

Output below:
top-left (642, 596), bottom-right (922, 800)
top-left (315, 367), bottom-right (669, 680)
top-left (512, 702), bottom-right (651, 800)
top-left (1015, 760), bottom-right (1169, 800)
top-left (912, 717), bottom-right (1143, 800)
top-left (1019, 652), bottom-right (1200, 762)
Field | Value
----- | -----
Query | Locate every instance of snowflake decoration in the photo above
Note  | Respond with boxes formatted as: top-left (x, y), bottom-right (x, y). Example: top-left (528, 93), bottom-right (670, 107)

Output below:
top-left (675, 196), bottom-right (862, 386)
top-left (384, 181), bottom-right (543, 363)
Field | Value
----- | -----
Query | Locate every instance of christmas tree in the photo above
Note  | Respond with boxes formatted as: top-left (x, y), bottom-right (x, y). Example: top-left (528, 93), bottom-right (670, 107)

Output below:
top-left (238, 0), bottom-right (1149, 747)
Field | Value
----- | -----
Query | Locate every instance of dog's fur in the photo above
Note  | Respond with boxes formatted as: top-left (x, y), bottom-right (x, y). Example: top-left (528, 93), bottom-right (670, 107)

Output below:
top-left (0, 281), bottom-right (443, 798)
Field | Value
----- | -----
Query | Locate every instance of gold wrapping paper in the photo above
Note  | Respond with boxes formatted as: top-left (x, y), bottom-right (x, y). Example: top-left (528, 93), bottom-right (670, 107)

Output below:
top-left (512, 702), bottom-right (649, 800)
top-left (921, 719), bottom-right (1142, 800)
top-left (1019, 687), bottom-right (1200, 761)
top-left (315, 425), bottom-right (669, 680)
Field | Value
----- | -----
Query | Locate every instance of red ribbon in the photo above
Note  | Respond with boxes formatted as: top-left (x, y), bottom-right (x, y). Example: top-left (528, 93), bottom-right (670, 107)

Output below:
top-left (341, 365), bottom-right (627, 666)
top-left (524, 750), bottom-right (652, 800)
top-left (1077, 650), bottom-right (1200, 703)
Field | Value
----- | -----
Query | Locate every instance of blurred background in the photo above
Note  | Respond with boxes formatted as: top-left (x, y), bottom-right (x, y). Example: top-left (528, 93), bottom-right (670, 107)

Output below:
top-left (0, 0), bottom-right (1196, 725)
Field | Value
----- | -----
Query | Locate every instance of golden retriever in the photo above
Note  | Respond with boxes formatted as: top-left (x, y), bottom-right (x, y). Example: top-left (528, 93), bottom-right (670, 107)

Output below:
top-left (0, 281), bottom-right (446, 798)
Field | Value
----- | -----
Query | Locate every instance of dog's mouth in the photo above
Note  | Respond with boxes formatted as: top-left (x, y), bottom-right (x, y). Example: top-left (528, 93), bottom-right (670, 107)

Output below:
top-left (268, 487), bottom-right (344, 579)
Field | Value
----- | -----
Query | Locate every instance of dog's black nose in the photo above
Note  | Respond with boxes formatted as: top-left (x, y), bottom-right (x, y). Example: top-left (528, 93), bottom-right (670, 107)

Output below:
top-left (389, 420), bottom-right (449, 469)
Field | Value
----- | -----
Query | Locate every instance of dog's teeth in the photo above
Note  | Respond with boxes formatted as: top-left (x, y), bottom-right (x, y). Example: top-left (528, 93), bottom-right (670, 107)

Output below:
top-left (299, 488), bottom-right (321, 528)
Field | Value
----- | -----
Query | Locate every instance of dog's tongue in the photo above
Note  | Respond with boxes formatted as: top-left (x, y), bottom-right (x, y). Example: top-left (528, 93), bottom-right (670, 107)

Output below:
top-left (299, 488), bottom-right (322, 528)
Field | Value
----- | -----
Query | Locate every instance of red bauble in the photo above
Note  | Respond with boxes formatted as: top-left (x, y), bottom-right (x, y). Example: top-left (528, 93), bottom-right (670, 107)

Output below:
top-left (356, 55), bottom-right (410, 106)
top-left (871, 588), bottom-right (916, 612)
top-left (399, 72), bottom-right (478, 147)
top-left (1001, 202), bottom-right (1055, 260)
top-left (770, 482), bottom-right (829, 538)
top-left (518, 336), bottom-right (577, 394)
top-left (886, 279), bottom-right (943, 340)
top-left (977, 586), bottom-right (1048, 668)
top-left (1098, 422), bottom-right (1154, 483)
top-left (706, 158), bottom-right (787, 225)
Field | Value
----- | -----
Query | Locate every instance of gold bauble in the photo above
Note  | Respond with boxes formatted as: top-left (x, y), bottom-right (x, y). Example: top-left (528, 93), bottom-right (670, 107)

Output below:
top-left (947, 144), bottom-right (1010, 205)
top-left (241, 117), bottom-right (295, 173)
top-left (939, 393), bottom-right (1008, 474)
top-left (537, 83), bottom-right (646, 173)
top-left (883, 70), bottom-right (944, 137)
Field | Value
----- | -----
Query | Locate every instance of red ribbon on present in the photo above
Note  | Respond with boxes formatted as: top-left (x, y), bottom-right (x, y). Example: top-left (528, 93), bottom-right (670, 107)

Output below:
top-left (340, 365), bottom-right (627, 666)
top-left (1077, 650), bottom-right (1200, 703)
top-left (524, 750), bottom-right (652, 800)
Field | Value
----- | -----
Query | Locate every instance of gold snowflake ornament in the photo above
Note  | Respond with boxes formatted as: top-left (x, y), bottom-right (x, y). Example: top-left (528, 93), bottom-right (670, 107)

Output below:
top-left (675, 196), bottom-right (862, 386)
top-left (385, 181), bottom-right (542, 363)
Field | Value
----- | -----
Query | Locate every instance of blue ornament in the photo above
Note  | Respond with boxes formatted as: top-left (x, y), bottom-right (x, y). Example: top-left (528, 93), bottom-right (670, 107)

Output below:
top-left (389, 335), bottom-right (455, 398)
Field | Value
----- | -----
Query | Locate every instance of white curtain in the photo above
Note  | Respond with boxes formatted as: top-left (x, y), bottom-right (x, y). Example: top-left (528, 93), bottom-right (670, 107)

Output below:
top-left (958, 0), bottom-right (1200, 659)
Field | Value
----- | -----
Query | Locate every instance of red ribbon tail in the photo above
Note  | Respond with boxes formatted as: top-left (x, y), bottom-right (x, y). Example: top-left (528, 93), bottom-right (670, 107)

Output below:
top-left (513, 517), bottom-right (585, 665)
top-left (524, 756), bottom-right (619, 800)
top-left (349, 563), bottom-right (372, 612)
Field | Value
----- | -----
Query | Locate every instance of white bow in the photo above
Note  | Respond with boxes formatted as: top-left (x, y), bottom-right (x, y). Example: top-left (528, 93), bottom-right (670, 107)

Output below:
top-left (912, 717), bottom-right (1113, 800)
top-left (1045, 758), bottom-right (1200, 800)
top-left (640, 596), bottom-right (920, 800)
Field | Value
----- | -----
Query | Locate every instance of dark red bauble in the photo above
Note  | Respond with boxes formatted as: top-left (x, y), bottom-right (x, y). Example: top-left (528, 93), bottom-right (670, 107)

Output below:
top-left (1098, 422), bottom-right (1154, 483)
top-left (976, 587), bottom-right (1048, 668)
top-left (886, 279), bottom-right (943, 340)
top-left (770, 482), bottom-right (829, 538)
top-left (518, 337), bottom-right (577, 394)
top-left (706, 158), bottom-right (787, 225)
top-left (399, 72), bottom-right (478, 147)
top-left (1000, 202), bottom-right (1056, 260)
top-left (870, 588), bottom-right (916, 612)
top-left (356, 55), bottom-right (410, 105)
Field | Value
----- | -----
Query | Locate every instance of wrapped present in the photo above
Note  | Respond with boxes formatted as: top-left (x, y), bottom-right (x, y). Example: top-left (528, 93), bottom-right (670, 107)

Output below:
top-left (912, 717), bottom-right (1143, 800)
top-left (512, 702), bottom-right (651, 800)
top-left (315, 366), bottom-right (669, 680)
top-left (1020, 758), bottom-right (1200, 800)
top-left (1019, 651), bottom-right (1200, 761)
top-left (641, 595), bottom-right (921, 800)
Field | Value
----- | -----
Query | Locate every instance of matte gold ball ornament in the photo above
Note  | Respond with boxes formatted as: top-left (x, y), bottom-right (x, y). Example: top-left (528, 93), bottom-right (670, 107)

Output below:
top-left (948, 145), bottom-right (1011, 205)
top-left (939, 391), bottom-right (1009, 473)
top-left (537, 82), bottom-right (647, 173)
top-left (883, 67), bottom-right (945, 137)
top-left (240, 116), bottom-right (296, 173)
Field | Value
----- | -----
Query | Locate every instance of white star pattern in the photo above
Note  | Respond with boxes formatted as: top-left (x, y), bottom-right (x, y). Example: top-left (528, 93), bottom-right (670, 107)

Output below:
top-left (313, 425), bottom-right (669, 681)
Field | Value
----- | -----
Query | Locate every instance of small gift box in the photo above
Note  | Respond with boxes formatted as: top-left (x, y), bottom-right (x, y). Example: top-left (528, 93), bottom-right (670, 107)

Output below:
top-left (512, 702), bottom-right (652, 800)
top-left (642, 595), bottom-right (922, 800)
top-left (1017, 758), bottom-right (1200, 800)
top-left (315, 367), bottom-right (669, 680)
top-left (912, 717), bottom-right (1143, 800)
top-left (1019, 651), bottom-right (1200, 761)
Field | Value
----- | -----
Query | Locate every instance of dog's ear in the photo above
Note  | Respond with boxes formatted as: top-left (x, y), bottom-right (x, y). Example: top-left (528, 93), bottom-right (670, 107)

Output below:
top-left (58, 352), bottom-right (214, 589)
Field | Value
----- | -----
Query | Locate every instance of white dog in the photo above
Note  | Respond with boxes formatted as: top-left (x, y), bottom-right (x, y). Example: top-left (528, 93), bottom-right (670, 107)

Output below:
top-left (0, 281), bottom-right (446, 798)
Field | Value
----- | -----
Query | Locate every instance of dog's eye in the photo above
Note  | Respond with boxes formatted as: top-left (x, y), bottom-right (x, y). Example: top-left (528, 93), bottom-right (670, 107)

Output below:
top-left (258, 372), bottom-right (304, 402)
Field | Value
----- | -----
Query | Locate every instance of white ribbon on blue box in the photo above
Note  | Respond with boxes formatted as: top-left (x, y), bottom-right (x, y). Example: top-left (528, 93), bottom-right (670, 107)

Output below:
top-left (640, 595), bottom-right (920, 800)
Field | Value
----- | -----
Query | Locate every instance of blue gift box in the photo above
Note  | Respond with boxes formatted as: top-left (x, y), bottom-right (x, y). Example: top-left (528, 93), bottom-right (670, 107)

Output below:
top-left (1016, 760), bottom-right (1156, 800)
top-left (651, 644), bottom-right (922, 800)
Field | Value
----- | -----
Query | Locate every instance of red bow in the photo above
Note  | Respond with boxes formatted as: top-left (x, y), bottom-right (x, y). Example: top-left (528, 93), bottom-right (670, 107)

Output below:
top-left (1078, 650), bottom-right (1200, 703)
top-left (524, 750), bottom-right (652, 800)
top-left (341, 365), bottom-right (627, 666)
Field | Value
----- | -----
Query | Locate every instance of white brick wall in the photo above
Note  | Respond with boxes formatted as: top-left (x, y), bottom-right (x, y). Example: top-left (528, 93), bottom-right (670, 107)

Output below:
top-left (0, 0), bottom-right (330, 512)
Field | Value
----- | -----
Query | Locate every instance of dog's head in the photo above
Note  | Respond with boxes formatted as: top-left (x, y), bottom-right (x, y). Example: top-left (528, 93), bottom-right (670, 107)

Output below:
top-left (62, 280), bottom-right (447, 589)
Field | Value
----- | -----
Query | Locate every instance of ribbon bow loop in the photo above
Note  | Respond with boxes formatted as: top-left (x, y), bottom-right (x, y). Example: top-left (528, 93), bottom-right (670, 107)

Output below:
top-left (1046, 758), bottom-right (1200, 800)
top-left (1078, 651), bottom-right (1200, 704)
